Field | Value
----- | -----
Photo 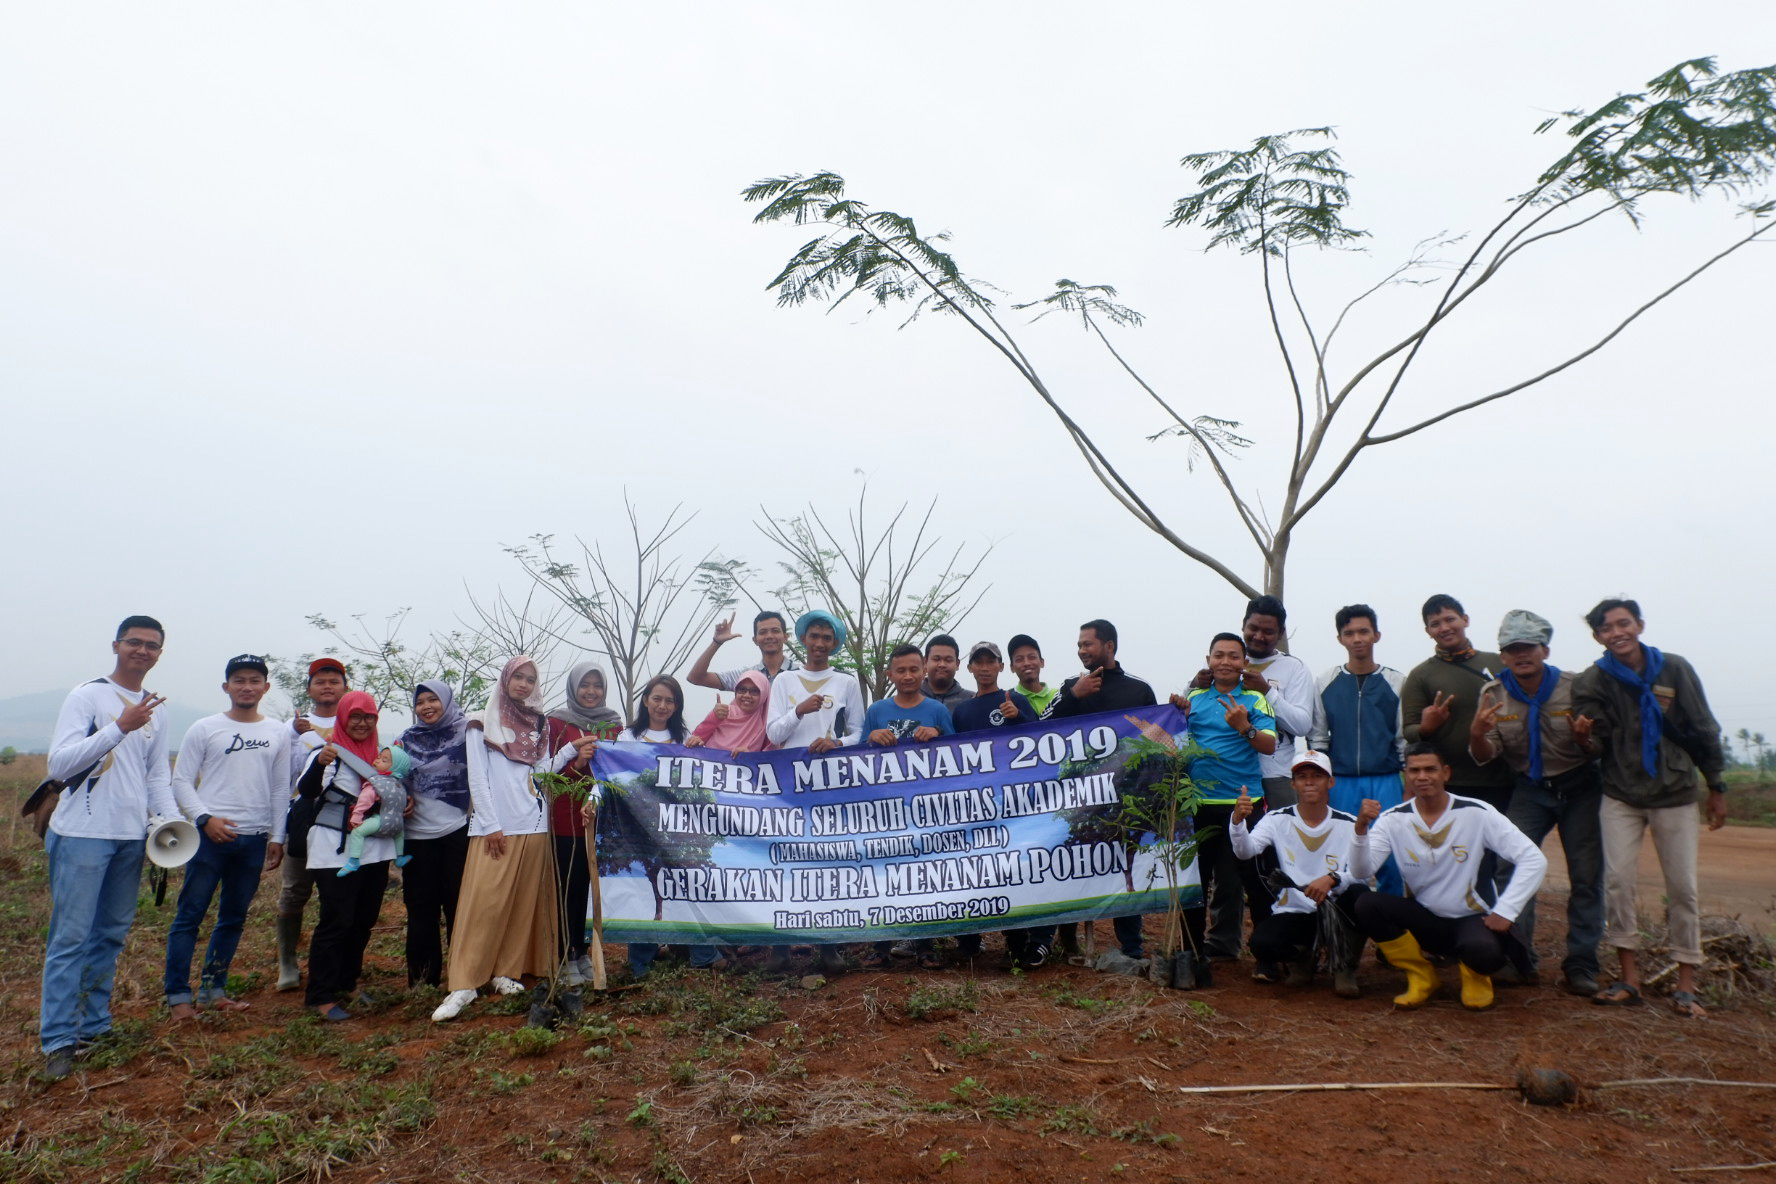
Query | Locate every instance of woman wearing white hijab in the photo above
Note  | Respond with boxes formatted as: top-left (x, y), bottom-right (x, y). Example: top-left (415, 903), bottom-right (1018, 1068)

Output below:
top-left (432, 656), bottom-right (597, 1022)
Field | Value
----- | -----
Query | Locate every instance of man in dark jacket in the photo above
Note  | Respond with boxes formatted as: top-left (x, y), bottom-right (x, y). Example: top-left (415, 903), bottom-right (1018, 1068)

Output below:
top-left (1044, 619), bottom-right (1158, 960)
top-left (1573, 598), bottom-right (1727, 1018)
top-left (1044, 619), bottom-right (1157, 718)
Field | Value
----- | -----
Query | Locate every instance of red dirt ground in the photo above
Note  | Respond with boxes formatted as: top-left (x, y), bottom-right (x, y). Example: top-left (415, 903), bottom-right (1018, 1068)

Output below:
top-left (4, 823), bottom-right (1774, 1183)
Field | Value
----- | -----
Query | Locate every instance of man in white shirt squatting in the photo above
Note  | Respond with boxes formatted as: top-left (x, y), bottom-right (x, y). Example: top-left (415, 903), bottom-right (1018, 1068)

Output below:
top-left (1228, 750), bottom-right (1366, 998)
top-left (39, 616), bottom-right (176, 1081)
top-left (164, 654), bottom-right (293, 1021)
top-left (1349, 741), bottom-right (1548, 1012)
top-left (763, 610), bottom-right (863, 976)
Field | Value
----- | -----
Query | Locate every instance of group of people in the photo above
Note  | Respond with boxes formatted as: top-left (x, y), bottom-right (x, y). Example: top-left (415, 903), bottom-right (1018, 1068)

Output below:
top-left (32, 591), bottom-right (1729, 1080)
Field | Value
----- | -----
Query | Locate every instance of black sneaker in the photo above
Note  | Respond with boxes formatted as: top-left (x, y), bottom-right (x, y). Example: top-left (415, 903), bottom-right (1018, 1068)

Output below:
top-left (1017, 943), bottom-right (1050, 971)
top-left (1251, 960), bottom-right (1283, 984)
top-left (44, 1046), bottom-right (75, 1081)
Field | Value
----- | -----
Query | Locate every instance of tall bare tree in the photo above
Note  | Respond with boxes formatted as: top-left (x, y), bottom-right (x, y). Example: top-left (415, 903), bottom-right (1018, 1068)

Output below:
top-left (745, 58), bottom-right (1776, 606)
top-left (751, 483), bottom-right (989, 700)
top-left (503, 497), bottom-right (748, 713)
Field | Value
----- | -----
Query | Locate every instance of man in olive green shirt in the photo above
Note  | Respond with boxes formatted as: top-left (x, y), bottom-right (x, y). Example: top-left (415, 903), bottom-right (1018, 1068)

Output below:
top-left (1402, 594), bottom-right (1515, 814)
top-left (1008, 634), bottom-right (1059, 716)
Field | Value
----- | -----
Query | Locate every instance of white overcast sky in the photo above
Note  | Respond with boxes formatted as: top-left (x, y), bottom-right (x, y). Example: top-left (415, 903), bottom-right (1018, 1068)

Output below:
top-left (3, 3), bottom-right (1772, 744)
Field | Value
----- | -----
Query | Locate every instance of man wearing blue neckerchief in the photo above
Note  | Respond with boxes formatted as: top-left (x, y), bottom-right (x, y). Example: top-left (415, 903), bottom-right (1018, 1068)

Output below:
top-left (1470, 611), bottom-right (1603, 996)
top-left (1572, 598), bottom-right (1727, 1019)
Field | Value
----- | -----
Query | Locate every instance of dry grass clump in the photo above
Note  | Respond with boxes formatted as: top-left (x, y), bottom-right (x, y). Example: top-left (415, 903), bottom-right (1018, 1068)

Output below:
top-left (1634, 916), bottom-right (1775, 1008)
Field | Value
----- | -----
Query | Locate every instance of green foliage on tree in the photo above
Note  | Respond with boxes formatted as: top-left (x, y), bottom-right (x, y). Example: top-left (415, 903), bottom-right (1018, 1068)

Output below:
top-left (745, 58), bottom-right (1776, 605)
top-left (0, 745), bottom-right (16, 766)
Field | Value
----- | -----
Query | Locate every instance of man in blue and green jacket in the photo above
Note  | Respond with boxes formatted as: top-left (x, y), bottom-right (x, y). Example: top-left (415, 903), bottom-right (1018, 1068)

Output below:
top-left (1309, 604), bottom-right (1405, 896)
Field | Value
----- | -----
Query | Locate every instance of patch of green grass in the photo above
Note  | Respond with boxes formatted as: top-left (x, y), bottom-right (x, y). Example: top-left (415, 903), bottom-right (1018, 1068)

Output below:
top-left (905, 979), bottom-right (980, 1020)
top-left (1041, 1104), bottom-right (1102, 1135)
top-left (1111, 1117), bottom-right (1179, 1146)
top-left (987, 1094), bottom-right (1037, 1121)
top-left (618, 964), bottom-right (785, 1037)
top-left (936, 1028), bottom-right (995, 1056)
top-left (1042, 983), bottom-right (1124, 1014)
top-left (501, 1026), bottom-right (564, 1057)
top-left (948, 1075), bottom-right (981, 1102)
top-left (480, 1068), bottom-right (536, 1095)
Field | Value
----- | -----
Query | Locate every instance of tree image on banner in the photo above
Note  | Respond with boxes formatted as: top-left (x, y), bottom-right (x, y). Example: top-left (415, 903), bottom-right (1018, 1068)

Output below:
top-left (594, 767), bottom-right (726, 921)
top-left (1055, 720), bottom-right (1211, 899)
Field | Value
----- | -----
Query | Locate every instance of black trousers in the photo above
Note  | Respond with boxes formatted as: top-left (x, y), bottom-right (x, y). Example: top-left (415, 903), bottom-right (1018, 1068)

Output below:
top-left (402, 824), bottom-right (469, 987)
top-left (1248, 886), bottom-right (1367, 964)
top-left (553, 834), bottom-right (594, 960)
top-left (307, 860), bottom-right (390, 1006)
top-left (1195, 802), bottom-right (1274, 954)
top-left (1350, 891), bottom-right (1510, 975)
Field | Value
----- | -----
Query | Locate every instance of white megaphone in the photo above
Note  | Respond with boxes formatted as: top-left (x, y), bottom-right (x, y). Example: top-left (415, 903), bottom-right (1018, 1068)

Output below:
top-left (146, 815), bottom-right (200, 869)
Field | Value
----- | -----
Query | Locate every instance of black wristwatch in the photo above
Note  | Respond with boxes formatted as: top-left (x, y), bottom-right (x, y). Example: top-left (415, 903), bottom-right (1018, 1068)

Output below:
top-left (1709, 782), bottom-right (1727, 796)
top-left (1242, 726), bottom-right (1259, 741)
top-left (195, 813), bottom-right (212, 829)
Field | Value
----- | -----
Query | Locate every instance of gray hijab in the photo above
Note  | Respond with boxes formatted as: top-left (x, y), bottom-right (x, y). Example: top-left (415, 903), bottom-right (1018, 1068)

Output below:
top-left (551, 660), bottom-right (622, 731)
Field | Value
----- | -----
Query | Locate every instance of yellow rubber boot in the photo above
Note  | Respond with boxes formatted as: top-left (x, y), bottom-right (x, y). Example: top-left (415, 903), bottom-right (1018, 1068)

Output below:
top-left (1459, 964), bottom-right (1495, 1012)
top-left (1376, 934), bottom-right (1440, 1008)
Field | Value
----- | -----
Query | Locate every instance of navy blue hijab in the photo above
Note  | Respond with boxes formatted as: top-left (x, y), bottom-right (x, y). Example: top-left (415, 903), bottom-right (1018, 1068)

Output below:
top-left (400, 680), bottom-right (471, 811)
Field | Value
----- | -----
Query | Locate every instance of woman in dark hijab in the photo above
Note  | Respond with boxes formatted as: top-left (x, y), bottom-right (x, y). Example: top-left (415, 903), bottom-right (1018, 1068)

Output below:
top-left (398, 680), bottom-right (471, 989)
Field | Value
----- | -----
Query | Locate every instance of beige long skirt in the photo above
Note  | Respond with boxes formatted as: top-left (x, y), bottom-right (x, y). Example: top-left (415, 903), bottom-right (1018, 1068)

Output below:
top-left (446, 831), bottom-right (562, 992)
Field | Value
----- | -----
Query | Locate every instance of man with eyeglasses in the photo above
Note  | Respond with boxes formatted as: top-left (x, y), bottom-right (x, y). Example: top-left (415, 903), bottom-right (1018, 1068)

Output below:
top-left (39, 616), bottom-right (177, 1081)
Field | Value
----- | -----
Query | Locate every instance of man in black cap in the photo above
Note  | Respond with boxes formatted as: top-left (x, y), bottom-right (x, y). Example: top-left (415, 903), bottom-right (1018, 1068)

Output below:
top-left (164, 655), bottom-right (291, 1021)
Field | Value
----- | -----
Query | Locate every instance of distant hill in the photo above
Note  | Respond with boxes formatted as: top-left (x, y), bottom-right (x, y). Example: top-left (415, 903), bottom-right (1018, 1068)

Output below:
top-left (0, 689), bottom-right (210, 752)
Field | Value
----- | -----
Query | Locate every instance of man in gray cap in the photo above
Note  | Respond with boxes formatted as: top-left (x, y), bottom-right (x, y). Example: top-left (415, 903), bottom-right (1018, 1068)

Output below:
top-left (1468, 610), bottom-right (1604, 995)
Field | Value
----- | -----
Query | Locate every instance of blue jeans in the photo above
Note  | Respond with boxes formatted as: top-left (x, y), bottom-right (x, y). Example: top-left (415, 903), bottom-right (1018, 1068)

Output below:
top-left (41, 832), bottom-right (145, 1053)
top-left (1497, 767), bottom-right (1603, 979)
top-left (1331, 772), bottom-right (1404, 897)
top-left (163, 831), bottom-right (269, 1005)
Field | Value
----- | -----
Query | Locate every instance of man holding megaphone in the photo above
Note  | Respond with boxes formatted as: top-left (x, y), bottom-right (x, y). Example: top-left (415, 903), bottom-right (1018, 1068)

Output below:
top-left (163, 655), bottom-right (292, 1022)
top-left (39, 616), bottom-right (179, 1082)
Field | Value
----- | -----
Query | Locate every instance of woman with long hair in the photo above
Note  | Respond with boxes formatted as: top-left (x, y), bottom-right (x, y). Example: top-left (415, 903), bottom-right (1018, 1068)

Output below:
top-left (617, 675), bottom-right (688, 744)
top-left (545, 661), bottom-right (624, 1008)
top-left (397, 680), bottom-right (472, 990)
top-left (431, 657), bottom-right (596, 1022)
top-left (613, 675), bottom-right (725, 976)
top-left (296, 691), bottom-right (392, 1020)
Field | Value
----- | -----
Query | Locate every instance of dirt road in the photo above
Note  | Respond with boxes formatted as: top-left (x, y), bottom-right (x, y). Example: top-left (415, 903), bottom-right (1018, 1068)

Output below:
top-left (1544, 820), bottom-right (1774, 927)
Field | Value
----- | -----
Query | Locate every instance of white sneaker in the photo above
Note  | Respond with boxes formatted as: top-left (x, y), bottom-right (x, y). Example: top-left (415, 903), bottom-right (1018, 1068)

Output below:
top-left (575, 955), bottom-right (595, 983)
top-left (491, 976), bottom-right (525, 996)
top-left (431, 989), bottom-right (477, 1022)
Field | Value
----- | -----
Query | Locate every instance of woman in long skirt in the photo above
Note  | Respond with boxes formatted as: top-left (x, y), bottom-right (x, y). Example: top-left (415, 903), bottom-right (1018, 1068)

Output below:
top-left (432, 656), bottom-right (595, 1022)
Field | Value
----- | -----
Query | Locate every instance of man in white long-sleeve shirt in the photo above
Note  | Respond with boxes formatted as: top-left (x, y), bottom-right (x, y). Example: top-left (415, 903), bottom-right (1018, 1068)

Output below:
top-left (1349, 741), bottom-right (1547, 1012)
top-left (163, 655), bottom-right (292, 1021)
top-left (39, 616), bottom-right (176, 1080)
top-left (1228, 751), bottom-right (1366, 997)
top-left (764, 611), bottom-right (864, 753)
top-left (763, 610), bottom-right (861, 976)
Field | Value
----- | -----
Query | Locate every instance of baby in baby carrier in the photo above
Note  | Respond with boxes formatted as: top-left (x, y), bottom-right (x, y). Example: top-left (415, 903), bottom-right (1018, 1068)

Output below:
top-left (339, 746), bottom-right (413, 876)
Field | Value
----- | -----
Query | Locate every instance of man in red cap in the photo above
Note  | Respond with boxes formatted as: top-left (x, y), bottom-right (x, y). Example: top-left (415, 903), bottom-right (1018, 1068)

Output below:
top-left (274, 657), bottom-right (348, 991)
